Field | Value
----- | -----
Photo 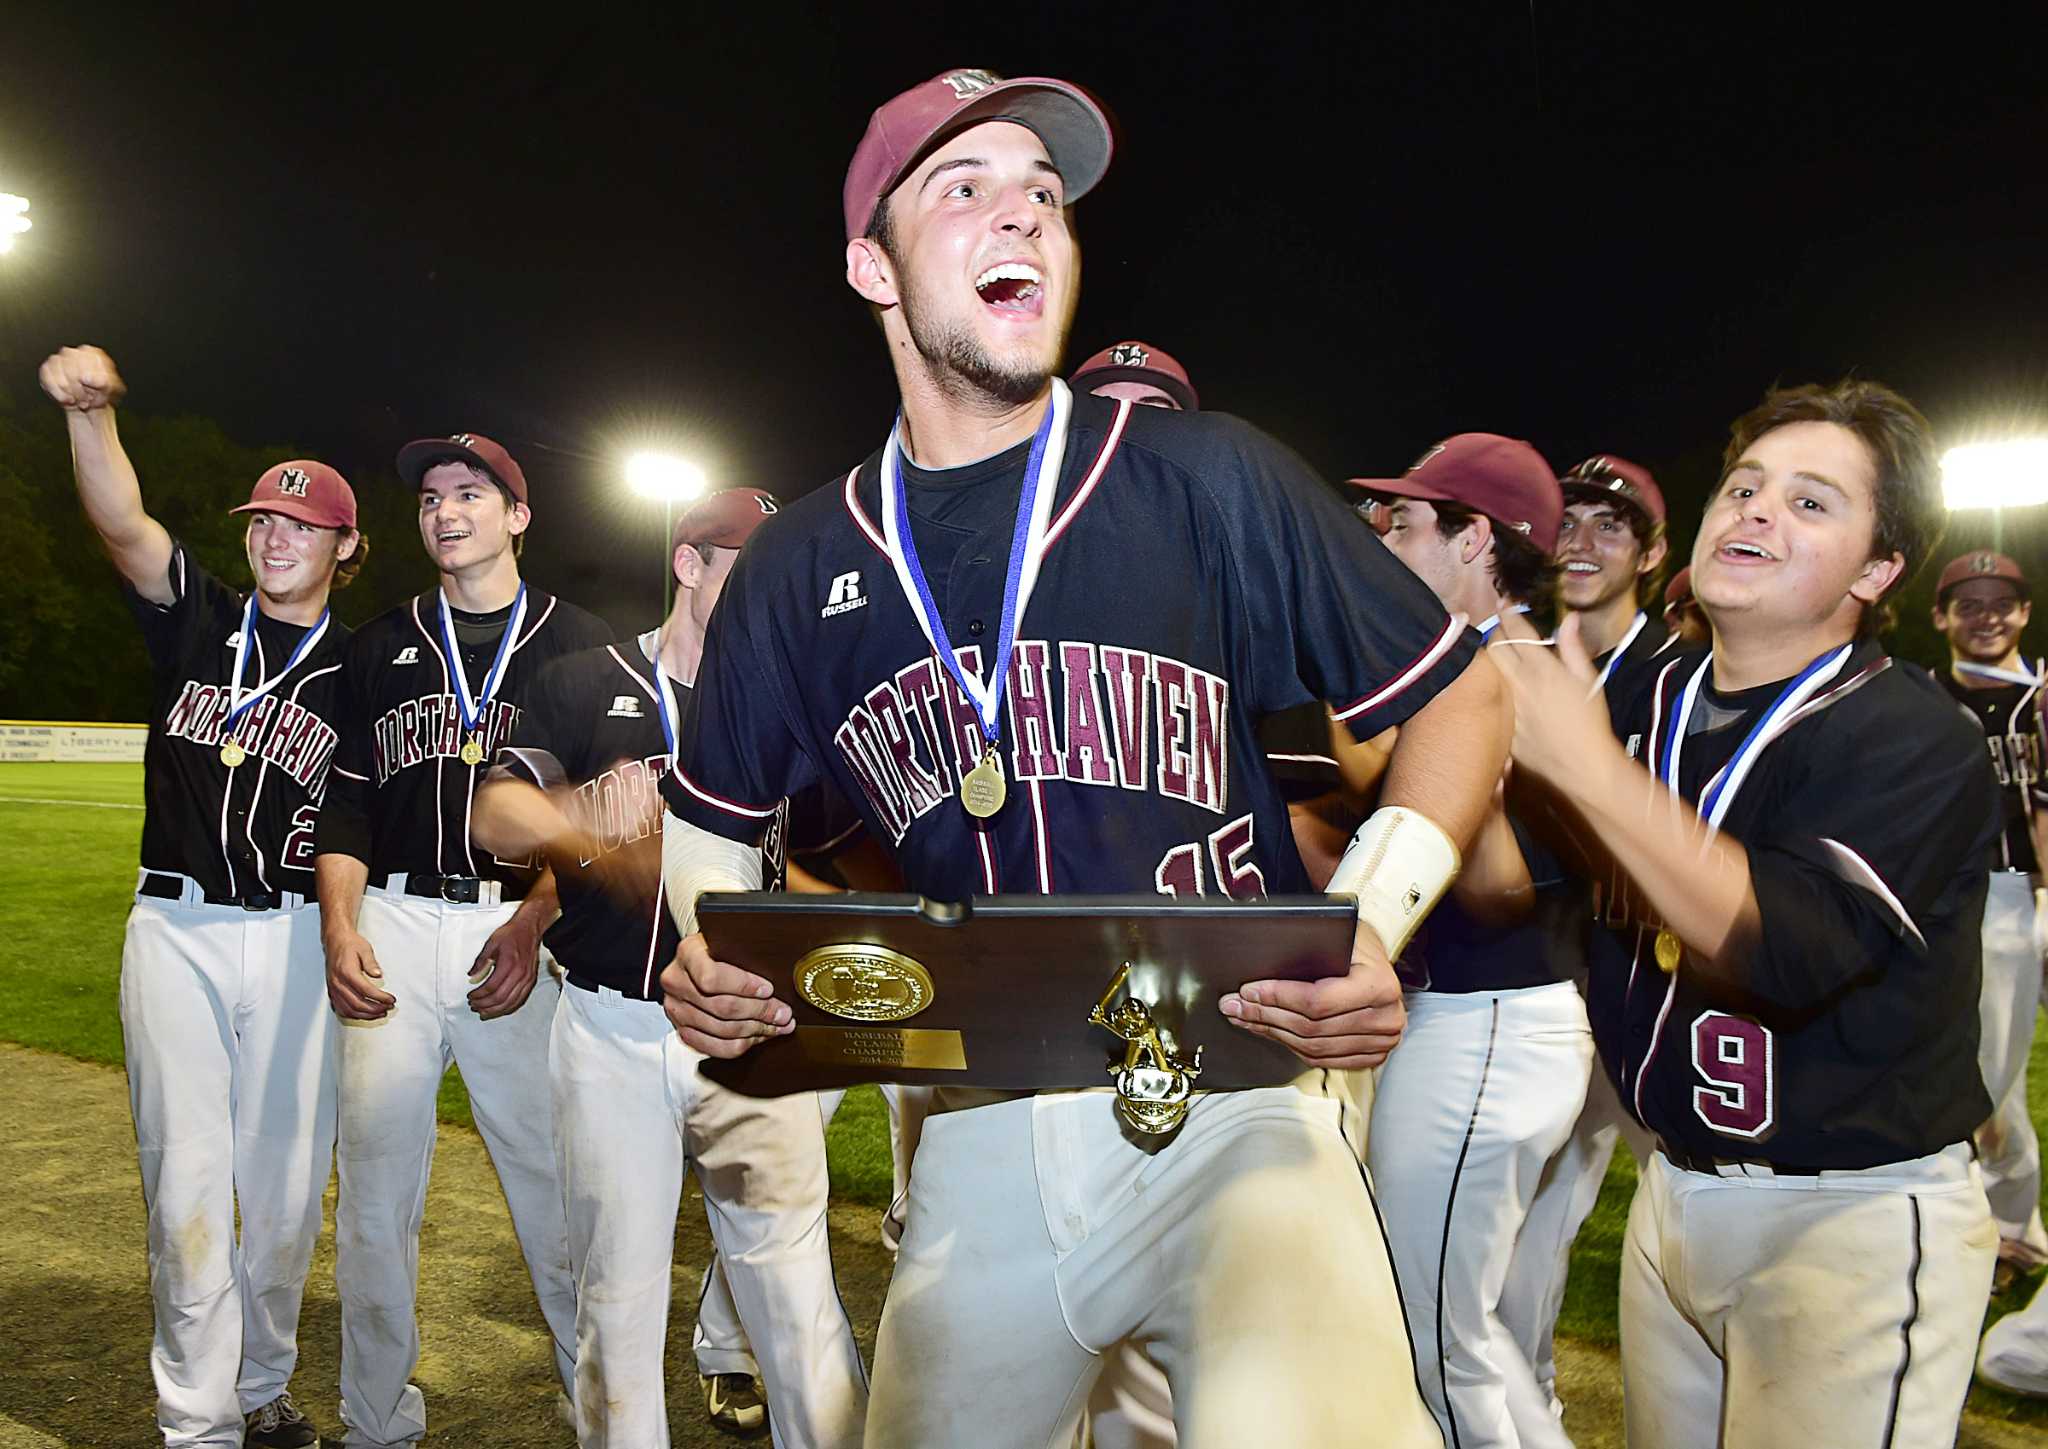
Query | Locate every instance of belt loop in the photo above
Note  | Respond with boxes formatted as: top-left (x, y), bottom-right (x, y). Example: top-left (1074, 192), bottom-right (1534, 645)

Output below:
top-left (482, 880), bottom-right (503, 907)
top-left (599, 983), bottom-right (623, 1008)
top-left (182, 875), bottom-right (207, 908)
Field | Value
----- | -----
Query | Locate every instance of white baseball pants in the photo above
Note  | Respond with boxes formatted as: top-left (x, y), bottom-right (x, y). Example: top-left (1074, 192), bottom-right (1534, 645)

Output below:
top-left (334, 889), bottom-right (576, 1446)
top-left (1496, 993), bottom-right (1651, 1426)
top-left (1976, 871), bottom-right (2047, 1265)
top-left (1370, 984), bottom-right (1593, 1449)
top-left (120, 890), bottom-right (337, 1448)
top-left (1622, 1146), bottom-right (1997, 1447)
top-left (1979, 1269), bottom-right (2048, 1393)
top-left (550, 979), bottom-right (867, 1449)
top-left (867, 1076), bottom-right (1443, 1449)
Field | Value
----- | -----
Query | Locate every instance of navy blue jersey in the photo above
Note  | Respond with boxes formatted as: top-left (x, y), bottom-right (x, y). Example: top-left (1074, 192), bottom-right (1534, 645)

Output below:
top-left (1938, 668), bottom-right (2046, 874)
top-left (658, 392), bottom-right (1475, 901)
top-left (491, 635), bottom-right (790, 997)
top-left (125, 539), bottom-right (351, 898)
top-left (1593, 639), bottom-right (1995, 1169)
top-left (1401, 816), bottom-right (1581, 993)
top-left (317, 587), bottom-right (612, 883)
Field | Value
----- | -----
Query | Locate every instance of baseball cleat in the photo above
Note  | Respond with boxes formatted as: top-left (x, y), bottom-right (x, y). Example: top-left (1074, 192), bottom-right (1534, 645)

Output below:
top-left (244, 1388), bottom-right (320, 1447)
top-left (702, 1372), bottom-right (769, 1436)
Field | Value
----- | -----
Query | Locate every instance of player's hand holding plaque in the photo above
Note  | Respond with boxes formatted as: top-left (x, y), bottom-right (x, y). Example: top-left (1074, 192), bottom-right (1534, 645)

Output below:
top-left (688, 892), bottom-right (1356, 1132)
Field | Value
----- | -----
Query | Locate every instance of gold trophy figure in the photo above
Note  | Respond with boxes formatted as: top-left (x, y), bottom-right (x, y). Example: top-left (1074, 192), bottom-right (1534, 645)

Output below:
top-left (1089, 962), bottom-right (1204, 1135)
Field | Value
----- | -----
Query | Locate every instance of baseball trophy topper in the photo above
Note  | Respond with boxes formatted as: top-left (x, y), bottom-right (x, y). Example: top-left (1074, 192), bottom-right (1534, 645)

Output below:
top-left (695, 893), bottom-right (1355, 1126)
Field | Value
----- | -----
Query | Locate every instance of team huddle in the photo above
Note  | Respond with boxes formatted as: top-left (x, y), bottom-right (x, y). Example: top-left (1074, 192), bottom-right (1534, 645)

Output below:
top-left (38, 64), bottom-right (2048, 1449)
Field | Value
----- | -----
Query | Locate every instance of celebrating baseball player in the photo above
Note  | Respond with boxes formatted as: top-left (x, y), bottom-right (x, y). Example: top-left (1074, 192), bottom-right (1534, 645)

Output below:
top-left (654, 67), bottom-right (1508, 1448)
top-left (1489, 380), bottom-right (1999, 1446)
top-left (41, 345), bottom-right (361, 1448)
top-left (1354, 434), bottom-right (1596, 1449)
top-left (1495, 452), bottom-right (1674, 1423)
top-left (314, 433), bottom-right (610, 1444)
top-left (472, 486), bottom-right (868, 1449)
top-left (1930, 549), bottom-right (2048, 1282)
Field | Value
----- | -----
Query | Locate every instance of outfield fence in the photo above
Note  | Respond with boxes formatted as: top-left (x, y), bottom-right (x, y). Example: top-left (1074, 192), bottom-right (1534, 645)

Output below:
top-left (0, 720), bottom-right (148, 763)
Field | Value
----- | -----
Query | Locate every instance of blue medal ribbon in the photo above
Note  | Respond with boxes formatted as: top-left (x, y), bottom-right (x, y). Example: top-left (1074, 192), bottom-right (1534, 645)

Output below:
top-left (878, 383), bottom-right (1071, 756)
top-left (224, 592), bottom-right (331, 744)
top-left (1657, 643), bottom-right (1853, 831)
top-left (438, 583), bottom-right (529, 747)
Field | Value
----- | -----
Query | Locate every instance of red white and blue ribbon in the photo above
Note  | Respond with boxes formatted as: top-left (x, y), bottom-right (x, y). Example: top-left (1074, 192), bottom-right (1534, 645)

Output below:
top-left (878, 379), bottom-right (1071, 750)
top-left (438, 582), bottom-right (528, 743)
top-left (224, 592), bottom-right (330, 742)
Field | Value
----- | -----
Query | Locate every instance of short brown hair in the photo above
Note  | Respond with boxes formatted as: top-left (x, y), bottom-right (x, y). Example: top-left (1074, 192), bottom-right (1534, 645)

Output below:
top-left (1721, 380), bottom-right (1944, 634)
top-left (333, 531), bottom-right (368, 589)
top-left (1430, 500), bottom-right (1558, 613)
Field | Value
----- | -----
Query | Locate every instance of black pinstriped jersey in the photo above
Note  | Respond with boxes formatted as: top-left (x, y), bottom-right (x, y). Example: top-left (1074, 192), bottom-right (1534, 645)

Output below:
top-left (316, 586), bottom-right (610, 882)
top-left (1593, 640), bottom-right (1996, 1169)
top-left (1938, 669), bottom-right (2047, 874)
top-left (490, 635), bottom-right (791, 998)
top-left (123, 540), bottom-right (351, 899)
top-left (659, 392), bottom-right (1477, 901)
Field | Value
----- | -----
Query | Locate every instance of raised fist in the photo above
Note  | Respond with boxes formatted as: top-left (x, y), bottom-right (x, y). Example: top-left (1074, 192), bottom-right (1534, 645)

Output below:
top-left (38, 345), bottom-right (127, 411)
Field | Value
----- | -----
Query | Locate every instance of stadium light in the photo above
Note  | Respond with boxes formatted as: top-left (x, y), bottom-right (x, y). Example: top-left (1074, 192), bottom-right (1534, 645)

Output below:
top-left (0, 194), bottom-right (30, 254)
top-left (625, 451), bottom-right (707, 503)
top-left (1942, 439), bottom-right (2048, 512)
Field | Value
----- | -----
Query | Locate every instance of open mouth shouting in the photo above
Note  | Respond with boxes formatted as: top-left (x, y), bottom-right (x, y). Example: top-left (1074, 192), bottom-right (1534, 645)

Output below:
top-left (434, 525), bottom-right (473, 554)
top-left (974, 260), bottom-right (1044, 318)
top-left (1715, 538), bottom-right (1778, 565)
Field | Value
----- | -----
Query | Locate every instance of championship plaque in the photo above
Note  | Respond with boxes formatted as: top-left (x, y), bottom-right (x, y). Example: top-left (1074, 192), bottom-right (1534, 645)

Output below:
top-left (696, 893), bottom-right (1357, 1123)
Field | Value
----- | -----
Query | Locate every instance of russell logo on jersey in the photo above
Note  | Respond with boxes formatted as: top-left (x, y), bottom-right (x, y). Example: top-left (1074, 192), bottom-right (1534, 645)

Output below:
top-left (607, 695), bottom-right (644, 719)
top-left (821, 570), bottom-right (869, 618)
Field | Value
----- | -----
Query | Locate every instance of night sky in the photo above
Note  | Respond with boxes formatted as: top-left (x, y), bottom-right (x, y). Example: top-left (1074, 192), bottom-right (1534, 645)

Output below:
top-left (5, 6), bottom-right (2046, 632)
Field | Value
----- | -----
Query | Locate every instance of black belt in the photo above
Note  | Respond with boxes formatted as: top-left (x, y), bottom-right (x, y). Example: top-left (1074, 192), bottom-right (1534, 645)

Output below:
top-left (1658, 1139), bottom-right (1823, 1177)
top-left (371, 872), bottom-right (530, 905)
top-left (139, 871), bottom-right (287, 912)
top-left (565, 971), bottom-right (661, 1004)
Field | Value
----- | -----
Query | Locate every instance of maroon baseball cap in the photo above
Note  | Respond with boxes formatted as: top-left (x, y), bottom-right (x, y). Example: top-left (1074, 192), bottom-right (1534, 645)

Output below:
top-left (1348, 434), bottom-right (1564, 554)
top-left (672, 488), bottom-right (782, 552)
top-left (396, 432), bottom-right (530, 508)
top-left (843, 68), bottom-right (1114, 241)
top-left (1560, 454), bottom-right (1666, 531)
top-left (1936, 550), bottom-right (2029, 602)
top-left (1070, 340), bottom-right (1198, 411)
top-left (230, 460), bottom-right (357, 530)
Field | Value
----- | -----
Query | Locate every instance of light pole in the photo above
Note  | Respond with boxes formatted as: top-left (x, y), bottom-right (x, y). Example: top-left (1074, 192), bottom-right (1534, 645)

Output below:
top-left (1942, 439), bottom-right (2048, 551)
top-left (626, 452), bottom-right (708, 615)
top-left (0, 194), bottom-right (30, 253)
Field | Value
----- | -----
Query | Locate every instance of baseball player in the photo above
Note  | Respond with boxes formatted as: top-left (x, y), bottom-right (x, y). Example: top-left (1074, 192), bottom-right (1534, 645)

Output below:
top-left (1355, 435), bottom-right (1595, 1449)
top-left (1663, 565), bottom-right (1707, 647)
top-left (41, 344), bottom-right (360, 1448)
top-left (1494, 452), bottom-right (1674, 1425)
top-left (655, 67), bottom-right (1510, 1449)
top-left (1931, 549), bottom-right (2048, 1282)
top-left (314, 432), bottom-right (611, 1445)
top-left (472, 485), bottom-right (867, 1449)
top-left (1069, 340), bottom-right (1198, 412)
top-left (1490, 380), bottom-right (1999, 1446)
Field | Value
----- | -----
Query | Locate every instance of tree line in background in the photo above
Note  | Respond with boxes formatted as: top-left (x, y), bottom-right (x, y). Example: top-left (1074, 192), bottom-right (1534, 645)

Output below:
top-left (0, 388), bottom-right (430, 721)
top-left (0, 382), bottom-right (2025, 722)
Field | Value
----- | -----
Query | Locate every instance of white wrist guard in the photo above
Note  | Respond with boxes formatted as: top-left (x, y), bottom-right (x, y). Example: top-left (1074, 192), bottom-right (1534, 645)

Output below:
top-left (660, 809), bottom-right (764, 937)
top-left (1327, 806), bottom-right (1462, 959)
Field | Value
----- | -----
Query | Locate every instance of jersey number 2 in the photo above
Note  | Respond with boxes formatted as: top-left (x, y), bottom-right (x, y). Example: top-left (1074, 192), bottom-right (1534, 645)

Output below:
top-left (1689, 1012), bottom-right (1774, 1139)
top-left (281, 806), bottom-right (319, 873)
top-left (1153, 813), bottom-right (1265, 900)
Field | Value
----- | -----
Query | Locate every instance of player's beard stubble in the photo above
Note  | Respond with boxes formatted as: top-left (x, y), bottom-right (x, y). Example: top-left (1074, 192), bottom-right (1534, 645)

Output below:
top-left (895, 266), bottom-right (1069, 411)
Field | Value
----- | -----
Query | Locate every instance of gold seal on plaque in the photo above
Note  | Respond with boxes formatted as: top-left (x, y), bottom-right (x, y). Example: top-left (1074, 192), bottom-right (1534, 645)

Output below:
top-left (793, 944), bottom-right (936, 1023)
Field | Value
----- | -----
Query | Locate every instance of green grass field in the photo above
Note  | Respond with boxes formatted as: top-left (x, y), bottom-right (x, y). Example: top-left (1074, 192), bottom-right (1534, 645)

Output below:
top-left (2, 758), bottom-right (2042, 1409)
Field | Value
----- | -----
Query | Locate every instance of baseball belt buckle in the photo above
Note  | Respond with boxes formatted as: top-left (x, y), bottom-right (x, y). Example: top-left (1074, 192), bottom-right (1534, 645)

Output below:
top-left (439, 876), bottom-right (479, 904)
top-left (1088, 961), bottom-right (1203, 1136)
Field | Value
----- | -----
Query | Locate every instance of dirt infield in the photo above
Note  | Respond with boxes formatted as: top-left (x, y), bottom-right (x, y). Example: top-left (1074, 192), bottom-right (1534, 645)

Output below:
top-left (1, 1043), bottom-right (2041, 1449)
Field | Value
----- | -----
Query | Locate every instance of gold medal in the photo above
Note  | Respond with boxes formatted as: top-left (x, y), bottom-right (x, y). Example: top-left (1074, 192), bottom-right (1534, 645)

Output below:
top-left (460, 736), bottom-right (485, 766)
top-left (960, 747), bottom-right (1007, 818)
top-left (1654, 927), bottom-right (1682, 974)
top-left (219, 739), bottom-right (246, 768)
